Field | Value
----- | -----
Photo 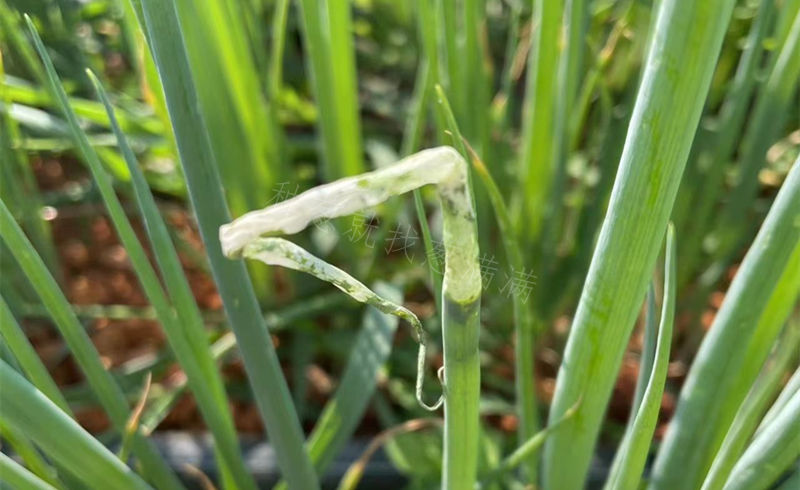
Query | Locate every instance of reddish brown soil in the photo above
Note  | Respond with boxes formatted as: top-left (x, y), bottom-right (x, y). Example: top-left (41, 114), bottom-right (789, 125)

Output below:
top-left (25, 156), bottom-right (230, 433)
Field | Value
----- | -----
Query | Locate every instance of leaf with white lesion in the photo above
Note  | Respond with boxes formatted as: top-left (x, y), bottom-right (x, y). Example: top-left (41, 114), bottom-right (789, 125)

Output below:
top-left (243, 237), bottom-right (443, 410)
top-left (220, 146), bottom-right (483, 411)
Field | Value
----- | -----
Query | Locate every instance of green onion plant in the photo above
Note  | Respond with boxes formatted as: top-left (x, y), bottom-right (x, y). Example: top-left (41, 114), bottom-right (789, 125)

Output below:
top-left (0, 0), bottom-right (798, 489)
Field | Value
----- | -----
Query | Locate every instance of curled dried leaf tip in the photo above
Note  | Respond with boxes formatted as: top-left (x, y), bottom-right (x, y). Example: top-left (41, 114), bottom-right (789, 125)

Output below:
top-left (220, 147), bottom-right (482, 410)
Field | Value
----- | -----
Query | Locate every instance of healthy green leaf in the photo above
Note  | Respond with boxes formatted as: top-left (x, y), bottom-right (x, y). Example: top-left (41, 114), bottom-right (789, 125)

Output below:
top-left (756, 364), bottom-right (800, 437)
top-left (711, 9), bottom-right (800, 262)
top-left (0, 295), bottom-right (70, 413)
top-left (517, 0), bottom-right (565, 243)
top-left (172, 0), bottom-right (282, 216)
top-left (88, 69), bottom-right (257, 490)
top-left (0, 360), bottom-right (151, 490)
top-left (701, 320), bottom-right (800, 490)
top-left (543, 0), bottom-right (737, 487)
top-left (652, 158), bottom-right (800, 488)
top-left (0, 452), bottom-right (57, 490)
top-left (605, 224), bottom-right (676, 490)
top-left (674, 0), bottom-right (775, 281)
top-left (0, 197), bottom-right (180, 490)
top-left (722, 388), bottom-right (800, 490)
top-left (295, 0), bottom-right (364, 178)
top-left (135, 0), bottom-right (318, 486)
top-left (0, 420), bottom-right (63, 489)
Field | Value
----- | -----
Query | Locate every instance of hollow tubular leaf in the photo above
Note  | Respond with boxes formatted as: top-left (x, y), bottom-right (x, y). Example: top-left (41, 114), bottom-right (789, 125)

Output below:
top-left (87, 70), bottom-right (256, 490)
top-left (0, 295), bottom-right (69, 413)
top-left (0, 452), bottom-right (57, 490)
top-left (304, 282), bottom-right (406, 471)
top-left (517, 0), bottom-right (564, 242)
top-left (135, 0), bottom-right (318, 486)
top-left (0, 360), bottom-right (151, 490)
top-left (483, 400), bottom-right (580, 484)
top-left (0, 198), bottom-right (180, 490)
top-left (701, 320), bottom-right (800, 490)
top-left (723, 388), bottom-right (800, 490)
top-left (543, 0), bottom-right (736, 487)
top-left (466, 137), bottom-right (540, 481)
top-left (631, 286), bottom-right (658, 421)
top-left (758, 365), bottom-right (800, 434)
top-left (713, 10), bottom-right (800, 254)
top-left (0, 420), bottom-right (62, 489)
top-left (325, 0), bottom-right (364, 176)
top-left (605, 225), bottom-right (676, 490)
top-left (172, 0), bottom-right (282, 216)
top-left (652, 158), bottom-right (800, 488)
top-left (24, 14), bottom-right (250, 486)
top-left (295, 0), bottom-right (363, 178)
top-left (674, 0), bottom-right (774, 280)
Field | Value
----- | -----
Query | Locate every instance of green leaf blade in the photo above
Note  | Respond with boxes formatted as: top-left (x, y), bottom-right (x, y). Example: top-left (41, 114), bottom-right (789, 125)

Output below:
top-left (88, 70), bottom-right (257, 490)
top-left (605, 225), bottom-right (676, 490)
top-left (0, 452), bottom-right (58, 490)
top-left (543, 1), bottom-right (738, 487)
top-left (0, 361), bottom-right (151, 490)
top-left (135, 1), bottom-right (319, 486)
top-left (652, 158), bottom-right (800, 488)
top-left (0, 295), bottom-right (70, 413)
